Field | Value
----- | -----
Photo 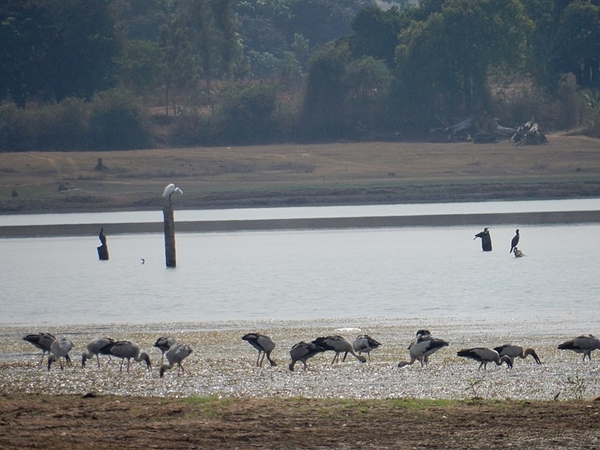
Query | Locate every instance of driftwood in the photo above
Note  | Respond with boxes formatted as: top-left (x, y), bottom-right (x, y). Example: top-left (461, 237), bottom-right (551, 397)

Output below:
top-left (511, 118), bottom-right (547, 146)
top-left (430, 115), bottom-right (517, 143)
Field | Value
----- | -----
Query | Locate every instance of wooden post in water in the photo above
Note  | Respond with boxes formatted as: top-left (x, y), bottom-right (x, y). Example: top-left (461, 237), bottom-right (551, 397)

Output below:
top-left (163, 205), bottom-right (177, 268)
top-left (97, 227), bottom-right (109, 260)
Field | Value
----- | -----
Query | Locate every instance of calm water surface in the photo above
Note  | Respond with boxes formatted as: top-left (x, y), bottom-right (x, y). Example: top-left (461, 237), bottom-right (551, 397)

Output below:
top-left (2, 222), bottom-right (599, 326)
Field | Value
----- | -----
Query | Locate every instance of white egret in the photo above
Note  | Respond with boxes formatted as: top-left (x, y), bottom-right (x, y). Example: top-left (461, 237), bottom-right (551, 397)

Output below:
top-left (162, 183), bottom-right (183, 203)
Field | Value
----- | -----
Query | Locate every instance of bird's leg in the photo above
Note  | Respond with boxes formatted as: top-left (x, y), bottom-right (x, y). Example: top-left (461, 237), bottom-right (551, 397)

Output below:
top-left (258, 351), bottom-right (265, 367)
top-left (96, 354), bottom-right (101, 368)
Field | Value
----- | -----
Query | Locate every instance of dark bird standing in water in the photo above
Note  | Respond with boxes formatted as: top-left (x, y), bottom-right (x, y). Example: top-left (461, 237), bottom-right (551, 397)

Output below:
top-left (474, 227), bottom-right (492, 251)
top-left (510, 229), bottom-right (520, 253)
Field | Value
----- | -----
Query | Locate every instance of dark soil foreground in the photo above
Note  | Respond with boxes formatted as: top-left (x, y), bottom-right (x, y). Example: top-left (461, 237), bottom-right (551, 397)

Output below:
top-left (1, 395), bottom-right (599, 449)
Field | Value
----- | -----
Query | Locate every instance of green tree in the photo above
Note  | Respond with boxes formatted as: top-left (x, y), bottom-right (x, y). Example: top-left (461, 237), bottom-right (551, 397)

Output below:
top-left (0, 0), bottom-right (120, 107)
top-left (557, 2), bottom-right (600, 89)
top-left (349, 6), bottom-right (404, 66)
top-left (397, 0), bottom-right (531, 122)
top-left (301, 42), bottom-right (352, 139)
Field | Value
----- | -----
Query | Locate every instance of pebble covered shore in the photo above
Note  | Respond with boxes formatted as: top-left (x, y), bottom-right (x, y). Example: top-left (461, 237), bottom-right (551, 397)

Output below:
top-left (2, 315), bottom-right (600, 401)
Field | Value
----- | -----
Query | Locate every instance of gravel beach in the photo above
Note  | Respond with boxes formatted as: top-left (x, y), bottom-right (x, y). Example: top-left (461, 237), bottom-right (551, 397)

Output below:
top-left (3, 314), bottom-right (600, 402)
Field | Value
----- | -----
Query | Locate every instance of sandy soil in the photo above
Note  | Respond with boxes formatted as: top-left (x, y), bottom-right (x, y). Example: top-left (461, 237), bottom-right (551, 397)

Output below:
top-left (1, 395), bottom-right (600, 449)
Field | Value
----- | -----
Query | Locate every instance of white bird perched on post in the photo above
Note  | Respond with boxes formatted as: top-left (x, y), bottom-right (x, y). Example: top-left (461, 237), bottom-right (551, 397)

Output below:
top-left (162, 183), bottom-right (183, 204)
top-left (159, 344), bottom-right (193, 377)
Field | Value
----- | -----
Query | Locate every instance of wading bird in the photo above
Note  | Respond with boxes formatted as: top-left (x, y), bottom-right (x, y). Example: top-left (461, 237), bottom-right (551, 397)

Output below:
top-left (82, 337), bottom-right (115, 367)
top-left (159, 344), bottom-right (193, 377)
top-left (510, 229), bottom-right (520, 253)
top-left (352, 335), bottom-right (382, 361)
top-left (398, 330), bottom-right (449, 368)
top-left (494, 344), bottom-right (541, 365)
top-left (311, 335), bottom-right (367, 364)
top-left (47, 337), bottom-right (74, 371)
top-left (100, 340), bottom-right (151, 373)
top-left (242, 333), bottom-right (277, 367)
top-left (162, 183), bottom-right (183, 204)
top-left (23, 332), bottom-right (56, 364)
top-left (457, 347), bottom-right (513, 370)
top-left (289, 341), bottom-right (325, 371)
top-left (558, 334), bottom-right (600, 361)
top-left (154, 336), bottom-right (177, 363)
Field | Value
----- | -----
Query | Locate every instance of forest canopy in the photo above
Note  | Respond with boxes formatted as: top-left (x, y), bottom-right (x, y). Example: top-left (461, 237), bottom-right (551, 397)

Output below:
top-left (1, 0), bottom-right (599, 150)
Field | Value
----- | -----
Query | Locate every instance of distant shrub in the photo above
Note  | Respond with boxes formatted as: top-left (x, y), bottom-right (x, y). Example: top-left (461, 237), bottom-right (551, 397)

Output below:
top-left (88, 89), bottom-right (150, 150)
top-left (213, 84), bottom-right (279, 144)
top-left (0, 104), bottom-right (29, 151)
top-left (28, 99), bottom-right (90, 150)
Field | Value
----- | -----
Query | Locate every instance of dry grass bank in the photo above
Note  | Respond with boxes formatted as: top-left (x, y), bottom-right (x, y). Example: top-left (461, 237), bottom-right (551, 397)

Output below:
top-left (1, 133), bottom-right (600, 213)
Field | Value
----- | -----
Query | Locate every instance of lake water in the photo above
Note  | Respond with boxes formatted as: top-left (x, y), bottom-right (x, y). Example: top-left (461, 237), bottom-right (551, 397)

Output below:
top-left (1, 202), bottom-right (599, 326)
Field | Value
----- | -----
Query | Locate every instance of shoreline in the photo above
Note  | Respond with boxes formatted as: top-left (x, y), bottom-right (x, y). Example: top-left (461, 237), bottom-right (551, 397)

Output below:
top-left (1, 209), bottom-right (600, 238)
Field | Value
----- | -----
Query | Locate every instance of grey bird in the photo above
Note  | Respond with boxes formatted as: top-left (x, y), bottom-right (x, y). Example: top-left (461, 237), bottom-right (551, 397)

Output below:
top-left (47, 337), bottom-right (74, 371)
top-left (100, 340), bottom-right (151, 373)
top-left (510, 229), bottom-right (520, 253)
top-left (457, 347), bottom-right (513, 370)
top-left (159, 344), bottom-right (193, 377)
top-left (558, 334), bottom-right (600, 361)
top-left (82, 337), bottom-right (115, 368)
top-left (512, 247), bottom-right (525, 257)
top-left (154, 336), bottom-right (177, 363)
top-left (242, 333), bottom-right (277, 367)
top-left (311, 335), bottom-right (367, 364)
top-left (289, 341), bottom-right (325, 371)
top-left (352, 335), bottom-right (382, 361)
top-left (23, 332), bottom-right (56, 365)
top-left (398, 330), bottom-right (449, 368)
top-left (494, 344), bottom-right (541, 365)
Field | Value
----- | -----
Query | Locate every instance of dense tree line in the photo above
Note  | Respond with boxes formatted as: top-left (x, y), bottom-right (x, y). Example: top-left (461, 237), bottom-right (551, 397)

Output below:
top-left (1, 0), bottom-right (599, 150)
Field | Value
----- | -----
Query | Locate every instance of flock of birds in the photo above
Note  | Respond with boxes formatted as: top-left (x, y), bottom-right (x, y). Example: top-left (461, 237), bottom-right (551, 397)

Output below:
top-left (21, 330), bottom-right (600, 376)
top-left (22, 333), bottom-right (191, 377)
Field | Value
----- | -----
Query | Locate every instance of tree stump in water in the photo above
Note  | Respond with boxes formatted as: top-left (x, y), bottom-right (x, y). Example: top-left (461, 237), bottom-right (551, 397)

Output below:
top-left (97, 227), bottom-right (109, 260)
top-left (164, 205), bottom-right (177, 268)
top-left (474, 228), bottom-right (492, 252)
